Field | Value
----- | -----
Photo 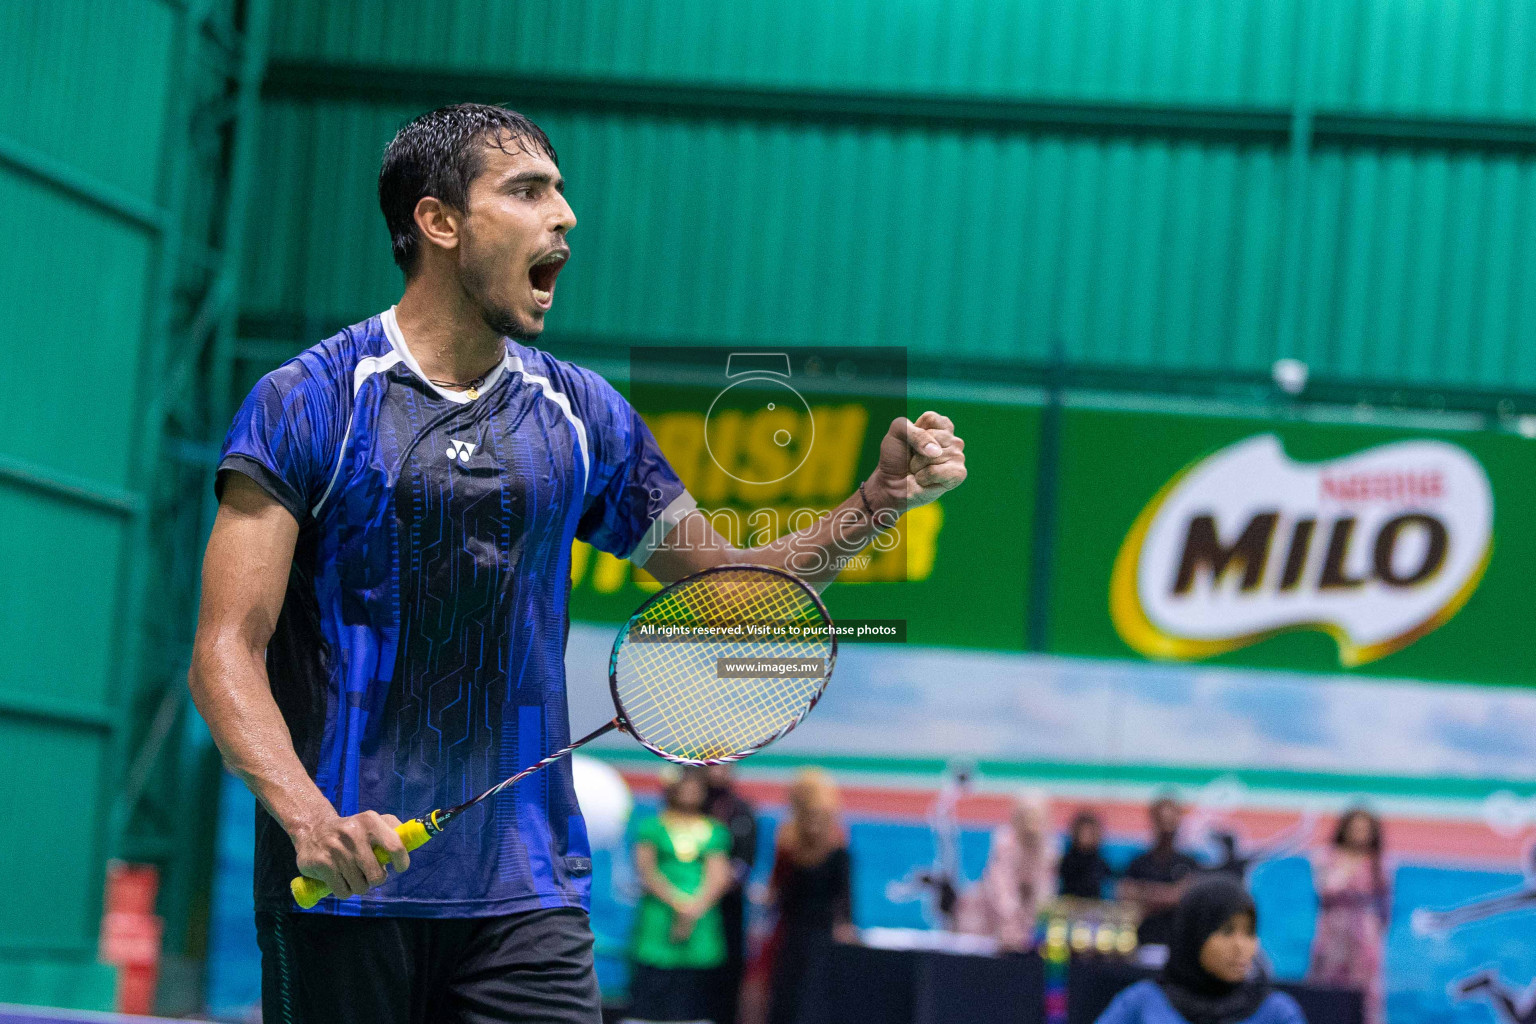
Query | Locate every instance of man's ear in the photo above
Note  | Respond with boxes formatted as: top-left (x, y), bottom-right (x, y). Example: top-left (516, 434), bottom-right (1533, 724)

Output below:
top-left (413, 196), bottom-right (461, 256)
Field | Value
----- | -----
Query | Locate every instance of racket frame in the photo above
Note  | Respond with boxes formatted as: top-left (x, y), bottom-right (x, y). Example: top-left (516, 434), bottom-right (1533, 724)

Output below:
top-left (607, 562), bottom-right (837, 766)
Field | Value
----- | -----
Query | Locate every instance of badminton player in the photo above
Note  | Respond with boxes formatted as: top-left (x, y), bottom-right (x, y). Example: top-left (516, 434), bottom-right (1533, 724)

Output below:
top-left (187, 103), bottom-right (966, 1023)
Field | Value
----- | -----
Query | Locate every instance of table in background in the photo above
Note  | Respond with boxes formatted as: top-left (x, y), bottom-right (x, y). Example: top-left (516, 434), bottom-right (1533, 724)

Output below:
top-left (805, 944), bottom-right (1362, 1024)
top-left (1066, 961), bottom-right (1364, 1024)
top-left (815, 942), bottom-right (1044, 1024)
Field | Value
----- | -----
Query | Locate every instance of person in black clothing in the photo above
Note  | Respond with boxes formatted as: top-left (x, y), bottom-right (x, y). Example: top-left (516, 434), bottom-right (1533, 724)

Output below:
top-left (704, 764), bottom-right (759, 1024)
top-left (1059, 809), bottom-right (1115, 900)
top-left (1208, 831), bottom-right (1250, 883)
top-left (766, 769), bottom-right (854, 1024)
top-left (1120, 795), bottom-right (1202, 948)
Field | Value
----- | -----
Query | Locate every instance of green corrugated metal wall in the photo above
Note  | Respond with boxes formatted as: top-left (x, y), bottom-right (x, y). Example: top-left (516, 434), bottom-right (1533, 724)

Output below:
top-left (0, 0), bottom-right (181, 1005)
top-left (262, 0), bottom-right (1536, 112)
top-left (242, 0), bottom-right (1536, 404)
top-left (1, 0), bottom-right (268, 1009)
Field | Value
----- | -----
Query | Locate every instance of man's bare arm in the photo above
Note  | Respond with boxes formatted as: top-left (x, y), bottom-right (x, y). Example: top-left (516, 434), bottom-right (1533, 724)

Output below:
top-left (644, 411), bottom-right (966, 587)
top-left (188, 473), bottom-right (408, 900)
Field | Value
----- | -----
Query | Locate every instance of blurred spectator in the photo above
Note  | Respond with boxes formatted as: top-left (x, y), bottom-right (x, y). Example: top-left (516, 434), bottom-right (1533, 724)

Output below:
top-left (1059, 808), bottom-right (1115, 900)
top-left (705, 763), bottom-right (759, 1024)
top-left (1307, 807), bottom-right (1390, 1024)
top-left (1094, 876), bottom-right (1304, 1024)
top-left (628, 767), bottom-right (733, 1024)
top-left (765, 769), bottom-right (854, 1024)
top-left (1120, 795), bottom-right (1201, 948)
top-left (1208, 831), bottom-right (1250, 883)
top-left (956, 790), bottom-right (1057, 950)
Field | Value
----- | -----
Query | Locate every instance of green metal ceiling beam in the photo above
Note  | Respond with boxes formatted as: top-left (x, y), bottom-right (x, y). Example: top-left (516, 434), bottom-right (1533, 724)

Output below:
top-left (0, 453), bottom-right (143, 517)
top-left (0, 692), bottom-right (116, 732)
top-left (0, 133), bottom-right (165, 234)
top-left (264, 61), bottom-right (1536, 156)
top-left (264, 62), bottom-right (1289, 144)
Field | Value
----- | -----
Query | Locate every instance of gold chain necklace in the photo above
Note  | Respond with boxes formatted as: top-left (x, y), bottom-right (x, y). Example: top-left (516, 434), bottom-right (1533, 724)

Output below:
top-left (427, 372), bottom-right (488, 401)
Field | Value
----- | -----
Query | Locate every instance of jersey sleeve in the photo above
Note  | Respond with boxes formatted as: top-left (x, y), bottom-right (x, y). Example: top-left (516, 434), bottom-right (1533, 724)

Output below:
top-left (570, 368), bottom-right (694, 567)
top-left (216, 358), bottom-right (345, 524)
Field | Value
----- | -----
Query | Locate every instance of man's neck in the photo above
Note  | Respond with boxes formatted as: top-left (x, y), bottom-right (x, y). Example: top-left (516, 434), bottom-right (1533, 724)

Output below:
top-left (394, 272), bottom-right (508, 385)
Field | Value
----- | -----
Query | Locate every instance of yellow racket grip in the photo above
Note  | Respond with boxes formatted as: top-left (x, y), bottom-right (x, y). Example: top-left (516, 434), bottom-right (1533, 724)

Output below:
top-left (289, 818), bottom-right (433, 909)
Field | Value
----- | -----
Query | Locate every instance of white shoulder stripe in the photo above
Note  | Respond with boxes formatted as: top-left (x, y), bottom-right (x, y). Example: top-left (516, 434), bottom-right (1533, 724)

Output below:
top-left (312, 350), bottom-right (402, 517)
top-left (353, 351), bottom-right (402, 396)
top-left (629, 491), bottom-right (699, 569)
top-left (507, 355), bottom-right (591, 484)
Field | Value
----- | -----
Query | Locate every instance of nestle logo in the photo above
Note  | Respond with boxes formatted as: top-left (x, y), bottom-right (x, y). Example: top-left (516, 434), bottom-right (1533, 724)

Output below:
top-left (1321, 470), bottom-right (1444, 504)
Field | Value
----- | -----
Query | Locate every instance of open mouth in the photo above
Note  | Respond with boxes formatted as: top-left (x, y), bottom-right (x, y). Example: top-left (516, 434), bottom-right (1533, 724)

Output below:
top-left (528, 250), bottom-right (568, 309)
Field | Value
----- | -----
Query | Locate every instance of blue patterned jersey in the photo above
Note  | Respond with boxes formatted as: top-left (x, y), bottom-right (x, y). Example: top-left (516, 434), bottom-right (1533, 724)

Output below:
top-left (216, 309), bottom-right (693, 917)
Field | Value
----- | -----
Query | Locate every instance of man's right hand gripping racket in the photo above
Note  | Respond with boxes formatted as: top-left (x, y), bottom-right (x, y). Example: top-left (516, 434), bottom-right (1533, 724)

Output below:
top-left (292, 563), bottom-right (837, 908)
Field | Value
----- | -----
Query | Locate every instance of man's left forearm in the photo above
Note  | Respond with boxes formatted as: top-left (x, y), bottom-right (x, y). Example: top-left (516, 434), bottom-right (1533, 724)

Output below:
top-left (643, 473), bottom-right (898, 590)
top-left (642, 411), bottom-right (965, 588)
top-left (739, 473), bottom-right (902, 588)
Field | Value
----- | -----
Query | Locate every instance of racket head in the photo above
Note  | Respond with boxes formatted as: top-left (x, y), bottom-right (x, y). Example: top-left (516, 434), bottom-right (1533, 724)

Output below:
top-left (608, 564), bottom-right (837, 765)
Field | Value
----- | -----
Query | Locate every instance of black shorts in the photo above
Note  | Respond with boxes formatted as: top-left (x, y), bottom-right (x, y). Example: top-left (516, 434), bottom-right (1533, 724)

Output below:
top-left (256, 907), bottom-right (602, 1024)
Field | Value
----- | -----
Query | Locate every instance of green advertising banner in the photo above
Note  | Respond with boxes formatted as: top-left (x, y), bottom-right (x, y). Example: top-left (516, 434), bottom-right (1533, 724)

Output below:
top-left (569, 386), bottom-right (1039, 651)
top-left (1048, 406), bottom-right (1536, 686)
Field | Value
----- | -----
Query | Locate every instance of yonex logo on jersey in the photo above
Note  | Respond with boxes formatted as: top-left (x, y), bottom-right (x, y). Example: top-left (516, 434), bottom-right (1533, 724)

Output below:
top-left (445, 439), bottom-right (478, 464)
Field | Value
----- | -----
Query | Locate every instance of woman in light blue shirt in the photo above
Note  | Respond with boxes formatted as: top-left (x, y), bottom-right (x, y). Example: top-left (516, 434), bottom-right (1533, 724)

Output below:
top-left (1096, 877), bottom-right (1305, 1024)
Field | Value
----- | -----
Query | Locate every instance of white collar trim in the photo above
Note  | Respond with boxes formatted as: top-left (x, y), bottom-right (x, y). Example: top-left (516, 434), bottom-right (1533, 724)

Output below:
top-left (381, 306), bottom-right (511, 404)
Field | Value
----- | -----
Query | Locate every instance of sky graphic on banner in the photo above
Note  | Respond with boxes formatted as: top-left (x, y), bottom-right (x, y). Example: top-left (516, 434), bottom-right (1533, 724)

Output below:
top-left (564, 625), bottom-right (1536, 779)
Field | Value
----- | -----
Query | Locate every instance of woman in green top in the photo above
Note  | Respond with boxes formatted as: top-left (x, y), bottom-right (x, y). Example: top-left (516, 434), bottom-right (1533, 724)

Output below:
top-left (629, 766), bottom-right (733, 1024)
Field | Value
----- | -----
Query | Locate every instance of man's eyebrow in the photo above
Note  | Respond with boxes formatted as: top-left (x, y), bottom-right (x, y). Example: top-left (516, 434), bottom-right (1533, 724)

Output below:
top-left (499, 169), bottom-right (564, 191)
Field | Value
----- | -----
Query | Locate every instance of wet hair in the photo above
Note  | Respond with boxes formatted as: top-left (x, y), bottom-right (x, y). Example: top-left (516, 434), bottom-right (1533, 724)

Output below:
top-left (378, 103), bottom-right (558, 274)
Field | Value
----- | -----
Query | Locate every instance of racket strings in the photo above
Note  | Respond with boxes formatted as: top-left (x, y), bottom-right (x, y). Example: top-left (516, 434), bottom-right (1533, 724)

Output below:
top-left (614, 568), bottom-right (833, 761)
top-left (623, 640), bottom-right (820, 757)
top-left (622, 614), bottom-right (820, 755)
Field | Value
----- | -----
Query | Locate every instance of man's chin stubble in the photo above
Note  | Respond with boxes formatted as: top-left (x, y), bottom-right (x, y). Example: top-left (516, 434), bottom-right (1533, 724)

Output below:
top-left (479, 303), bottom-right (540, 342)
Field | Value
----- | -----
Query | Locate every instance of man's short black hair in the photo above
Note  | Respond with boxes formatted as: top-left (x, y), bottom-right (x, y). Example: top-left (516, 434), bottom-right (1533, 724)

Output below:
top-left (379, 103), bottom-right (558, 275)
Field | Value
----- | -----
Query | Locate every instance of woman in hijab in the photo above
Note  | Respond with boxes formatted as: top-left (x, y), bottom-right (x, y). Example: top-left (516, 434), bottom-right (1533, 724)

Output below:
top-left (956, 790), bottom-right (1058, 951)
top-left (1094, 877), bottom-right (1304, 1024)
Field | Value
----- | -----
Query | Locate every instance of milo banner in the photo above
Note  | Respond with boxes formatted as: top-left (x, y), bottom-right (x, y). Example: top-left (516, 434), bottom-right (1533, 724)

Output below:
top-left (1050, 407), bottom-right (1536, 686)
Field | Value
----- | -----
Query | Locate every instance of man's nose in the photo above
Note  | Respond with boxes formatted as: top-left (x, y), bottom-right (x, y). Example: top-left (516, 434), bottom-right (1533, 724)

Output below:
top-left (552, 193), bottom-right (576, 233)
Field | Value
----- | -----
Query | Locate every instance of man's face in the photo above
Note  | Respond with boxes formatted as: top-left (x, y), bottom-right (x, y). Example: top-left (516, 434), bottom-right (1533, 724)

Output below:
top-left (457, 138), bottom-right (575, 340)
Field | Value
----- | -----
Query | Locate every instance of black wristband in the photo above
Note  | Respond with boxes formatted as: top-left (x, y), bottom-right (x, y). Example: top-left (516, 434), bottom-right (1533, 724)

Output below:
top-left (857, 480), bottom-right (875, 519)
top-left (859, 481), bottom-right (898, 531)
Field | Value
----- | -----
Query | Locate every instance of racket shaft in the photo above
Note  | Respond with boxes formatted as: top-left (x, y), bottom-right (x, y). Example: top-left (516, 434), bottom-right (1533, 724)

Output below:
top-left (457, 720), bottom-right (620, 813)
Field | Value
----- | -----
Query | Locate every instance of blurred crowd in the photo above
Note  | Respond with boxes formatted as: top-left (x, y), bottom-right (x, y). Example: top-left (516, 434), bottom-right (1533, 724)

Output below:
top-left (618, 771), bottom-right (1390, 1024)
top-left (623, 766), bottom-right (853, 1024)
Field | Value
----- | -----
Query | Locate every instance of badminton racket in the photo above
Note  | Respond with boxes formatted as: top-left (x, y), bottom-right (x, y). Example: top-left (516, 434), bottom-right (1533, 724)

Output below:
top-left (292, 563), bottom-right (836, 907)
